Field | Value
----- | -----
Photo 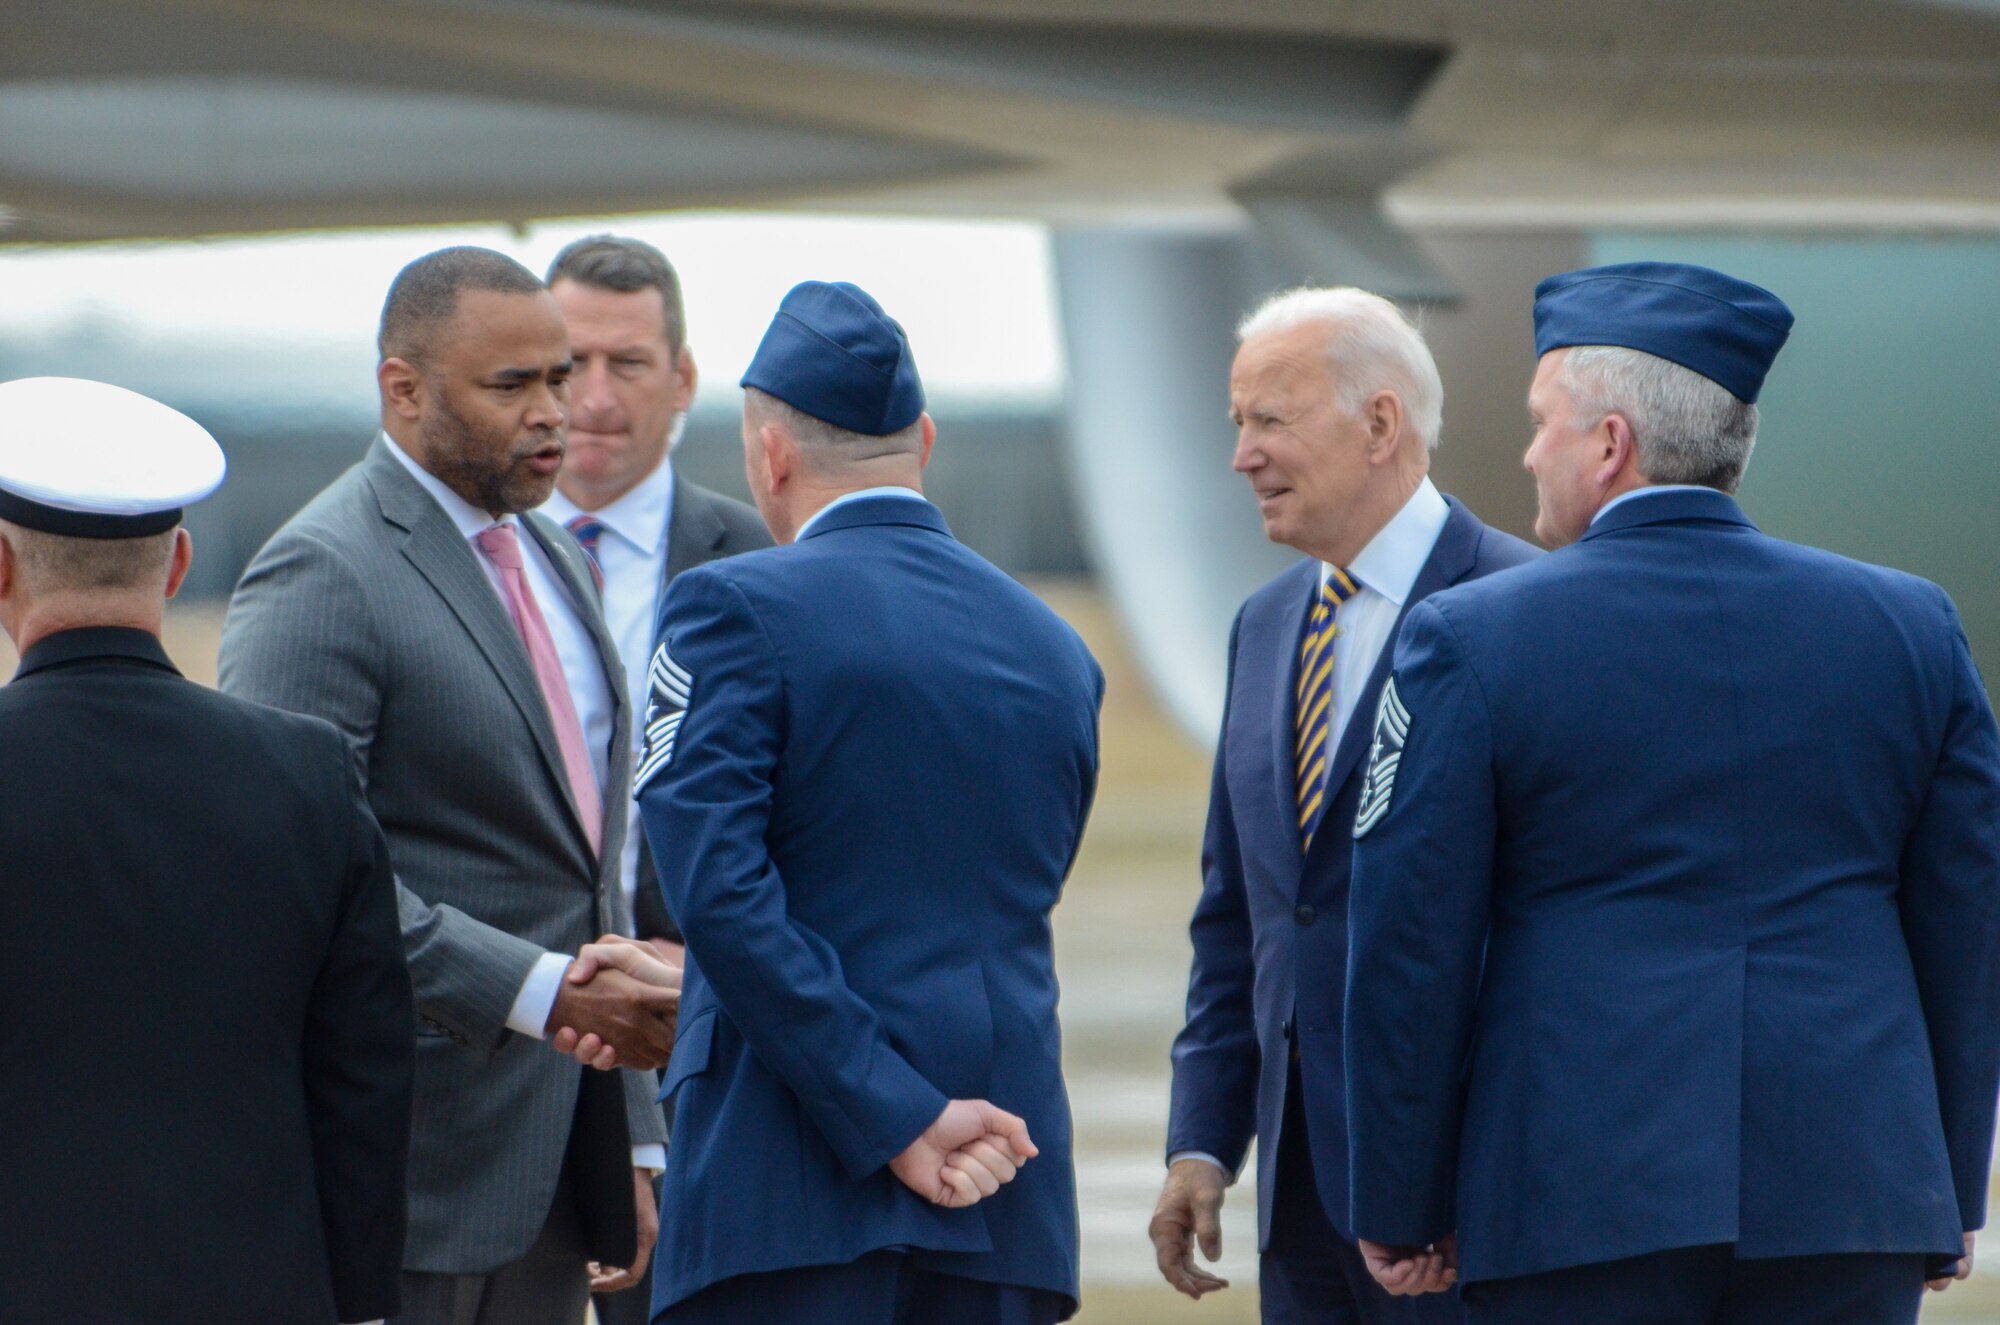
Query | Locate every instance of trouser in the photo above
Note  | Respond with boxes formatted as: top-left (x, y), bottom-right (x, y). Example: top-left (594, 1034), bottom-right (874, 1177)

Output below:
top-left (1460, 1245), bottom-right (1927, 1325)
top-left (388, 1168), bottom-right (591, 1325)
top-left (657, 1250), bottom-right (1070, 1325)
top-left (1261, 1059), bottom-right (1462, 1325)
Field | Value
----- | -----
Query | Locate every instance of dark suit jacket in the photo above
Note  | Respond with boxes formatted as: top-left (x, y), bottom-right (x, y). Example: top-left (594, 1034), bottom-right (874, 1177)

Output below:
top-left (1166, 495), bottom-right (1537, 1245)
top-left (630, 476), bottom-right (772, 944)
top-left (637, 495), bottom-right (1103, 1315)
top-left (0, 627), bottom-right (413, 1324)
top-left (1346, 488), bottom-right (2000, 1282)
top-left (220, 439), bottom-right (664, 1274)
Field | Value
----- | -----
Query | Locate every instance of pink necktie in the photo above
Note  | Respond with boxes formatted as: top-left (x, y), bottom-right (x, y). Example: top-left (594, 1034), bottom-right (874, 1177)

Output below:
top-left (474, 522), bottom-right (604, 856)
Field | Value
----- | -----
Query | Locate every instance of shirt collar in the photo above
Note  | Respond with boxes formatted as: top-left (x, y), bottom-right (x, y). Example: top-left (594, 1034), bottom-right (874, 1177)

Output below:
top-left (1591, 484), bottom-right (1717, 527)
top-left (1328, 476), bottom-right (1450, 608)
top-left (382, 432), bottom-right (514, 540)
top-left (540, 455), bottom-right (676, 555)
top-left (795, 485), bottom-right (927, 542)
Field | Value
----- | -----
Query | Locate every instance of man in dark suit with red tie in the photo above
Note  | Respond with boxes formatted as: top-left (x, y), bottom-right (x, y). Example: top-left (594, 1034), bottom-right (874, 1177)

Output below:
top-left (1151, 287), bottom-right (1537, 1324)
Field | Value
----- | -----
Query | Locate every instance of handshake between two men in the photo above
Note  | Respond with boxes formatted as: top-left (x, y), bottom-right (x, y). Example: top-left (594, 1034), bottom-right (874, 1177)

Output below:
top-left (546, 935), bottom-right (1041, 1209)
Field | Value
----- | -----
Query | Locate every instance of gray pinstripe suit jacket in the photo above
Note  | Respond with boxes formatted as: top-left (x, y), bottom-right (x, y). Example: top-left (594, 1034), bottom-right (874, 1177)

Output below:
top-left (218, 438), bottom-right (667, 1275)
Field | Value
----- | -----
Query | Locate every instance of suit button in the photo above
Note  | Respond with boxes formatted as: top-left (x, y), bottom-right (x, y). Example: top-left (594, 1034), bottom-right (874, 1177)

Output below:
top-left (1280, 1018), bottom-right (1293, 1040)
top-left (1295, 904), bottom-right (1317, 926)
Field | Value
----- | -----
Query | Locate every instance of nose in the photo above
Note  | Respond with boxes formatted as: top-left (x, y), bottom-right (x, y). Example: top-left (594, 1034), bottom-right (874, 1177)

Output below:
top-left (1232, 426), bottom-right (1260, 474)
top-left (572, 360), bottom-right (617, 422)
top-left (526, 379), bottom-right (567, 430)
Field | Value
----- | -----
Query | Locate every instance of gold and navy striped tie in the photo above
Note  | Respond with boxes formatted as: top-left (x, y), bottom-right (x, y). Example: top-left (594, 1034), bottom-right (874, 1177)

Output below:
top-left (1295, 567), bottom-right (1359, 851)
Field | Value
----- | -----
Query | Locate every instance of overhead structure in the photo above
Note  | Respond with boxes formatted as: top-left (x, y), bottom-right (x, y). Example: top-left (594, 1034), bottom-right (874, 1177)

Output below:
top-left (6, 0), bottom-right (1999, 739)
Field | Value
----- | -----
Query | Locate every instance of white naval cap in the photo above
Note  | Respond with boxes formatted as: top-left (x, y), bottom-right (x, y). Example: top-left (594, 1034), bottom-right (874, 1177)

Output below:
top-left (0, 376), bottom-right (225, 538)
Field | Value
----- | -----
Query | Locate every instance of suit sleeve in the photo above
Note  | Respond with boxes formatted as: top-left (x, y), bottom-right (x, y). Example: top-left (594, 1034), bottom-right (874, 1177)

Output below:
top-left (220, 528), bottom-right (547, 1050)
top-left (1344, 599), bottom-right (1496, 1245)
top-left (1897, 592), bottom-right (2000, 1233)
top-left (637, 569), bottom-right (947, 1178)
top-left (1165, 607), bottom-right (1260, 1174)
top-left (307, 732), bottom-right (416, 1323)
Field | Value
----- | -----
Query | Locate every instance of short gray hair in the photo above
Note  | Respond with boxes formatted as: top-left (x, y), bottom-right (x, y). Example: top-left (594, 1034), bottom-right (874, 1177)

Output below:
top-left (0, 519), bottom-right (178, 594)
top-left (1237, 286), bottom-right (1444, 450)
top-left (742, 388), bottom-right (924, 468)
top-left (1559, 346), bottom-right (1759, 492)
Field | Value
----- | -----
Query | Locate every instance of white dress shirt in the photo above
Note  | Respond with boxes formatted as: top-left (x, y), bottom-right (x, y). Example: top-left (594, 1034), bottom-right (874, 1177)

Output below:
top-left (1171, 477), bottom-right (1452, 1181)
top-left (385, 438), bottom-right (663, 1172)
top-left (542, 458), bottom-right (678, 922)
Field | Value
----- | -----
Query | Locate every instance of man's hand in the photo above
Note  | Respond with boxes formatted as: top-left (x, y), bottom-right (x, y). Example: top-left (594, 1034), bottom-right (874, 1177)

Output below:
top-left (888, 1100), bottom-right (1037, 1208)
top-left (553, 935), bottom-right (683, 1069)
top-left (544, 940), bottom-right (679, 1072)
top-left (1929, 1231), bottom-right (1977, 1292)
top-left (588, 1169), bottom-right (659, 1294)
top-left (1358, 1234), bottom-right (1458, 1296)
top-left (1149, 1158), bottom-right (1230, 1299)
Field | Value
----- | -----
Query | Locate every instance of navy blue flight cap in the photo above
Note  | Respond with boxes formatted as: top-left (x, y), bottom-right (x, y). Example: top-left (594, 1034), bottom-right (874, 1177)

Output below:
top-left (1533, 262), bottom-right (1794, 403)
top-left (741, 281), bottom-right (925, 435)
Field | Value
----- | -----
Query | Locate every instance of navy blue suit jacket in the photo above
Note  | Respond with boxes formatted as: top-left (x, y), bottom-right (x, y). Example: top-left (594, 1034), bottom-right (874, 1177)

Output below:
top-left (637, 495), bottom-right (1103, 1315)
top-left (1167, 495), bottom-right (1537, 1243)
top-left (1346, 487), bottom-right (2000, 1282)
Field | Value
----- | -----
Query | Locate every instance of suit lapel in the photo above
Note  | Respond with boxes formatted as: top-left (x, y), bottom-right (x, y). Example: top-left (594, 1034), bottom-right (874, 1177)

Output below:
top-left (1259, 562), bottom-right (1320, 891)
top-left (364, 445), bottom-right (593, 862)
top-left (1327, 498), bottom-right (1481, 809)
top-left (662, 477), bottom-right (728, 590)
top-left (523, 511), bottom-right (628, 858)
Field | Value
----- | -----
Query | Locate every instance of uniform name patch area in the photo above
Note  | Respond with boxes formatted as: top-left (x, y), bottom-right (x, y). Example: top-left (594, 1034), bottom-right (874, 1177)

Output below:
top-left (634, 643), bottom-right (693, 792)
top-left (1353, 676), bottom-right (1410, 838)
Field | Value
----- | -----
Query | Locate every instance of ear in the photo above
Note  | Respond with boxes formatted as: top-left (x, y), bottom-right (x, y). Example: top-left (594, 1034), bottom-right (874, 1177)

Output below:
top-left (379, 357), bottom-right (425, 423)
top-left (0, 530), bottom-right (15, 600)
top-left (760, 422), bottom-right (794, 492)
top-left (917, 413), bottom-right (936, 470)
top-left (1598, 412), bottom-right (1640, 487)
top-left (1362, 390), bottom-right (1405, 462)
top-left (673, 346), bottom-right (699, 415)
top-left (164, 528), bottom-right (194, 601)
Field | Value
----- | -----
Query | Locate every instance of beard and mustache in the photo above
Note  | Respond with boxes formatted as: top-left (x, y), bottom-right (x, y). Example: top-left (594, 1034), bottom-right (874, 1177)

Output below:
top-left (420, 389), bottom-right (565, 516)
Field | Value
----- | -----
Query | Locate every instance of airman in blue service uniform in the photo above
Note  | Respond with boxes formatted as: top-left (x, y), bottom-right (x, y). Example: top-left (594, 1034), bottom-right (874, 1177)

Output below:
top-left (635, 281), bottom-right (1104, 1324)
top-left (0, 378), bottom-right (413, 1325)
top-left (1343, 263), bottom-right (2000, 1324)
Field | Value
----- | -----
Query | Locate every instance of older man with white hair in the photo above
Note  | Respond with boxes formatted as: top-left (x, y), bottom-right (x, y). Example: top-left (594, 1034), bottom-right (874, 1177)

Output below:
top-left (1150, 287), bottom-right (1537, 1324)
top-left (1342, 263), bottom-right (2000, 1324)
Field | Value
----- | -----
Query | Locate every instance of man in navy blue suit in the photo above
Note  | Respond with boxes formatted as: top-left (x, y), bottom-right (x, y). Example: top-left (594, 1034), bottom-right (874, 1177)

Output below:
top-left (622, 280), bottom-right (1103, 1324)
top-left (1345, 262), bottom-right (2000, 1324)
top-left (1152, 287), bottom-right (1537, 1324)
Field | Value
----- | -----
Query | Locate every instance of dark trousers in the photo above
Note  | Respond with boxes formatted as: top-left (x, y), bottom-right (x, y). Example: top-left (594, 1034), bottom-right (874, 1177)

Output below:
top-left (1262, 1061), bottom-right (1462, 1325)
top-left (658, 1250), bottom-right (1069, 1325)
top-left (1461, 1245), bottom-right (1927, 1325)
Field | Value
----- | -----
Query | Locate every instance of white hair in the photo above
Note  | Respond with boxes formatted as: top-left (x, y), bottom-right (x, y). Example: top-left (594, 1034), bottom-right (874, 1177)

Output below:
top-left (1237, 286), bottom-right (1444, 451)
top-left (1559, 346), bottom-right (1760, 493)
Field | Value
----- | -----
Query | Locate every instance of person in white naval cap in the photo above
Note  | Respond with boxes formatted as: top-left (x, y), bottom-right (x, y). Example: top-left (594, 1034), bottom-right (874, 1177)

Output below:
top-left (0, 377), bottom-right (415, 1325)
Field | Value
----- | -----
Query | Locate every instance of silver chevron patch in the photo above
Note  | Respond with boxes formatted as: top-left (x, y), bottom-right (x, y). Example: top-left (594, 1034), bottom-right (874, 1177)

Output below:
top-left (1353, 676), bottom-right (1410, 839)
top-left (634, 642), bottom-right (693, 792)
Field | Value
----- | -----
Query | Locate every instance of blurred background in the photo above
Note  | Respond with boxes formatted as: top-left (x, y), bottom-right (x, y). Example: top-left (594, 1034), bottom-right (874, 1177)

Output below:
top-left (4, 1), bottom-right (1999, 1318)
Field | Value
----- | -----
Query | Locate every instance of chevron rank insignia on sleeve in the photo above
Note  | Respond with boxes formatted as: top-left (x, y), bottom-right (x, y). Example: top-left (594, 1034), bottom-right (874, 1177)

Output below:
top-left (1353, 675), bottom-right (1409, 839)
top-left (634, 642), bottom-right (693, 792)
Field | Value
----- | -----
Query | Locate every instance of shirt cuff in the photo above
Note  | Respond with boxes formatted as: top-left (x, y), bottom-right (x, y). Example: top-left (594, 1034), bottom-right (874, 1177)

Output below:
top-left (632, 1143), bottom-right (666, 1174)
top-left (505, 952), bottom-right (575, 1040)
top-left (1168, 1150), bottom-right (1236, 1185)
